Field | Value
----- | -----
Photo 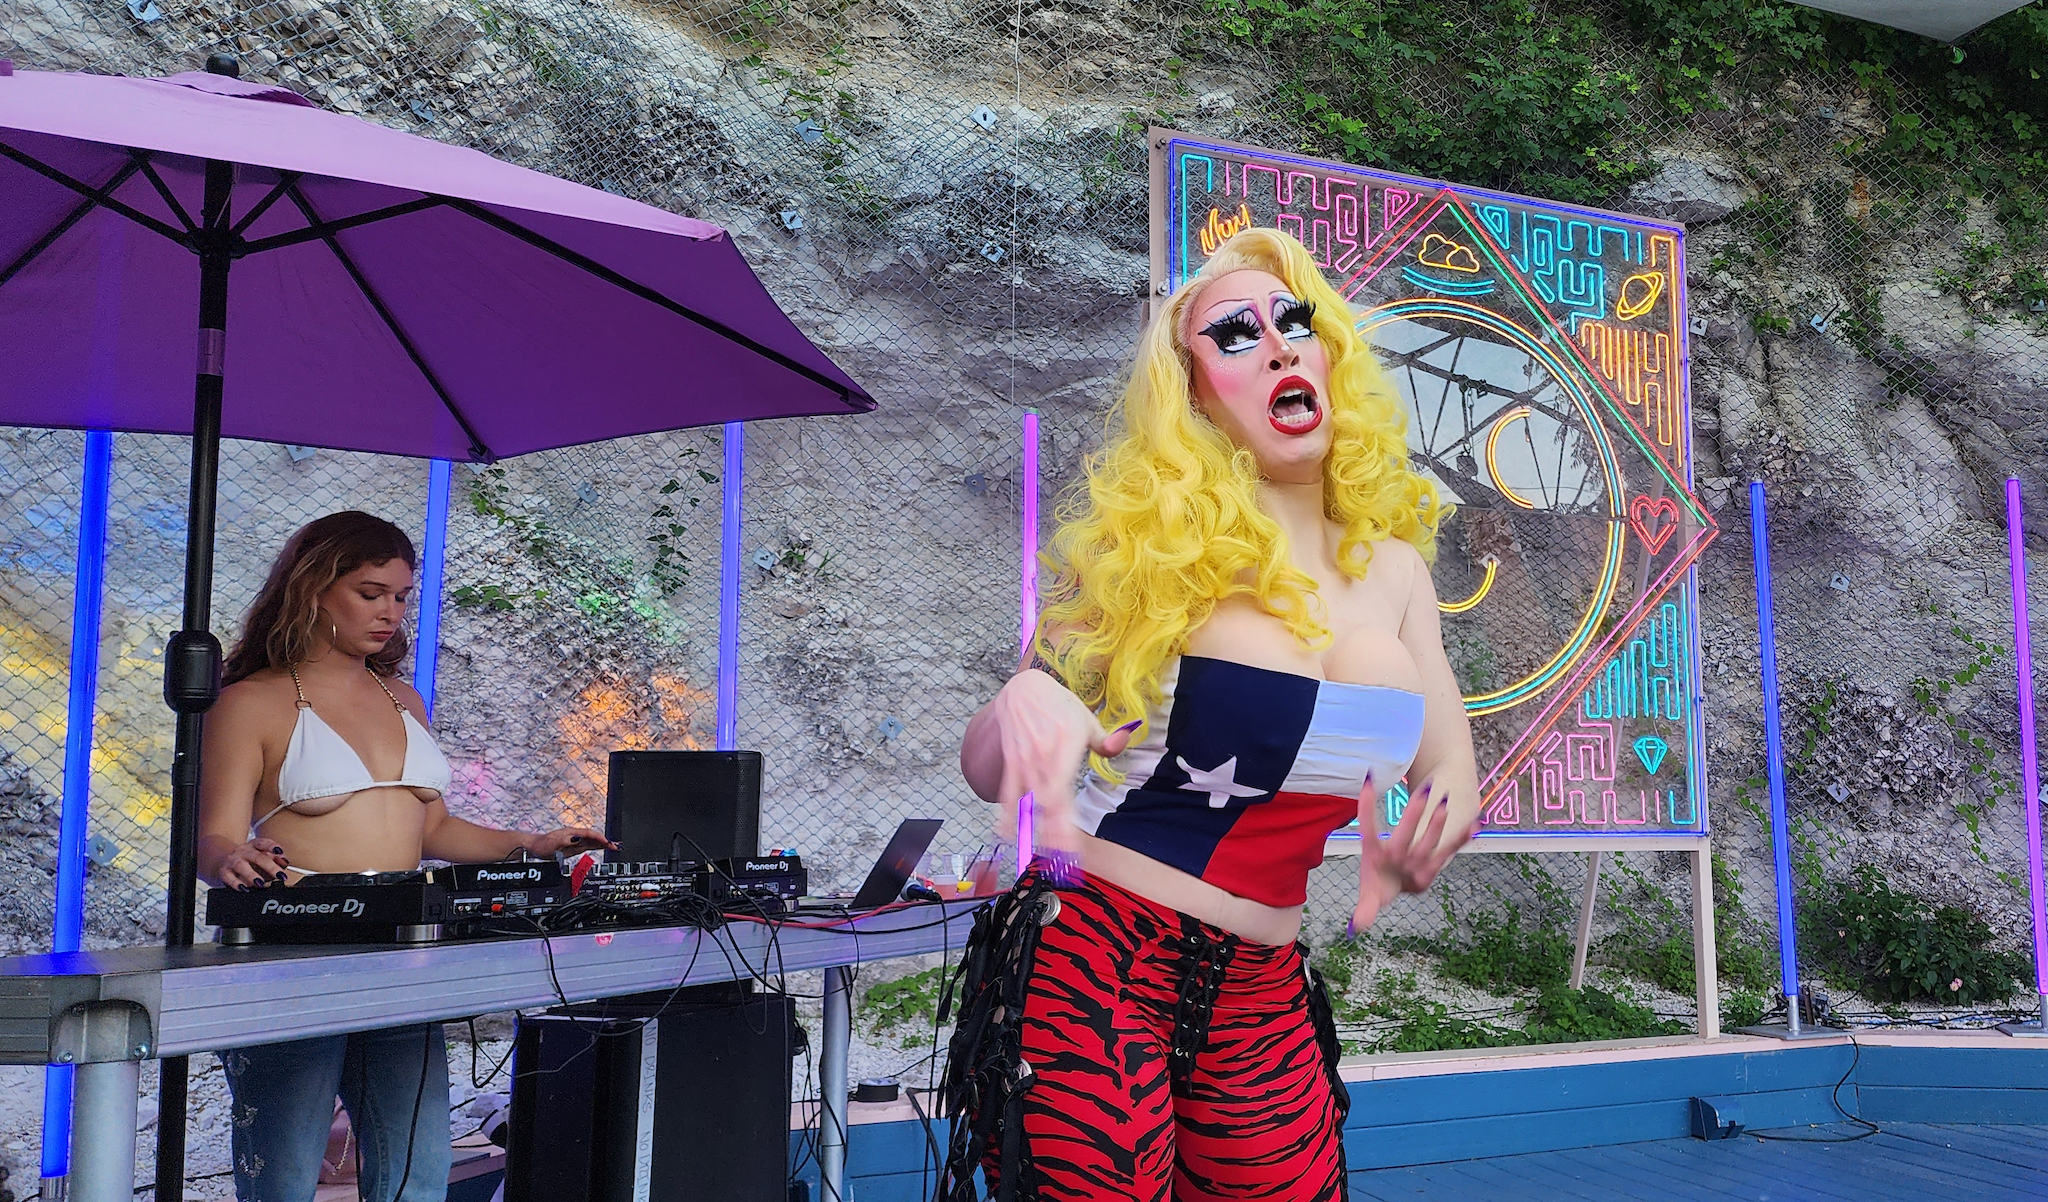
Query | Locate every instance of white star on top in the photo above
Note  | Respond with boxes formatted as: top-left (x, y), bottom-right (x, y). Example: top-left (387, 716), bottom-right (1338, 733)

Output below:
top-left (1175, 755), bottom-right (1267, 809)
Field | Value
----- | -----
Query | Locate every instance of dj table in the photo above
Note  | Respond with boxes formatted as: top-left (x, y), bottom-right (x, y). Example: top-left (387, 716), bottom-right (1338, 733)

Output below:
top-left (0, 899), bottom-right (981, 1202)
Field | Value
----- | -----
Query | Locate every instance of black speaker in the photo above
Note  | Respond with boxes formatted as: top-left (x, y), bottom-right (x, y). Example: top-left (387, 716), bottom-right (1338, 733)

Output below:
top-left (606, 750), bottom-right (762, 864)
top-left (505, 995), bottom-right (795, 1202)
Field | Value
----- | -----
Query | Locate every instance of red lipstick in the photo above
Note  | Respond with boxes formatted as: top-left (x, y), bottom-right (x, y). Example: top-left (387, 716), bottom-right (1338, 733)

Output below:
top-left (1267, 376), bottom-right (1323, 436)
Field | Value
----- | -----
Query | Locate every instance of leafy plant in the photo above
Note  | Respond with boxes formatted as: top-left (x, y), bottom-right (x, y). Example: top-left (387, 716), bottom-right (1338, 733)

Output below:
top-left (647, 453), bottom-right (718, 597)
top-left (469, 466), bottom-right (557, 561)
top-left (1429, 909), bottom-right (1573, 990)
top-left (472, 4), bottom-right (590, 89)
top-left (1909, 605), bottom-right (2016, 868)
top-left (1355, 971), bottom-right (1682, 1052)
top-left (1204, 0), bottom-right (1649, 204)
top-left (1806, 864), bottom-right (2025, 1005)
top-left (1711, 851), bottom-right (1773, 990)
top-left (1598, 856), bottom-right (1698, 995)
top-left (1397, 856), bottom-right (1576, 989)
top-left (1721, 988), bottom-right (1767, 1030)
top-left (860, 964), bottom-right (948, 1042)
top-left (1748, 308), bottom-right (1793, 336)
top-left (450, 583), bottom-right (537, 612)
top-left (1521, 982), bottom-right (1687, 1043)
top-left (1197, 0), bottom-right (2048, 255)
top-left (1356, 970), bottom-right (1526, 1053)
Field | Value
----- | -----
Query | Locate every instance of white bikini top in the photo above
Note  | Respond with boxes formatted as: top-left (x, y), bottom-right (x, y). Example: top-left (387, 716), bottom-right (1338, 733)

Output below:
top-left (251, 666), bottom-right (453, 831)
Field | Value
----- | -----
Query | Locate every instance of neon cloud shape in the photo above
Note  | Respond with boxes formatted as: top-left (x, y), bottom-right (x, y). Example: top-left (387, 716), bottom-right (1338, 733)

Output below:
top-left (1417, 232), bottom-right (1481, 273)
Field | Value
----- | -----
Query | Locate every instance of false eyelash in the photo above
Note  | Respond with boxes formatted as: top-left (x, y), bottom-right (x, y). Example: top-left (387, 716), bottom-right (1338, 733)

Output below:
top-left (1273, 298), bottom-right (1317, 340)
top-left (1199, 309), bottom-right (1263, 355)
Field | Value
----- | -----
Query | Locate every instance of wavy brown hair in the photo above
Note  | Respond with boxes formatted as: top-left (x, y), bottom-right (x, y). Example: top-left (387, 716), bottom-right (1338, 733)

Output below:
top-left (223, 511), bottom-right (417, 686)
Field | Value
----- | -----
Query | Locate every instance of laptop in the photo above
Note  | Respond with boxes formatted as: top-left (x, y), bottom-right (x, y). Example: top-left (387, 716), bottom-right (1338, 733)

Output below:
top-left (803, 818), bottom-right (944, 910)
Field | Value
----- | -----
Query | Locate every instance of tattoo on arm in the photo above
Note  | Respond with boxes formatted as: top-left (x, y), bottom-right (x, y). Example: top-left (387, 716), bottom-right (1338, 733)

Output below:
top-left (1026, 648), bottom-right (1065, 686)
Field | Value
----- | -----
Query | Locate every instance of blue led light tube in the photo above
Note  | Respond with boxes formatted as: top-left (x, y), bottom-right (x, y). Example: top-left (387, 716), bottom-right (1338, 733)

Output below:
top-left (1749, 481), bottom-right (1801, 1005)
top-left (718, 422), bottom-right (743, 751)
top-left (413, 459), bottom-right (452, 719)
top-left (41, 430), bottom-right (113, 1180)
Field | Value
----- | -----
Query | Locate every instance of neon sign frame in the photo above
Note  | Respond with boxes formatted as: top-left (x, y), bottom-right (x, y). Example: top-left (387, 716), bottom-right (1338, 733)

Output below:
top-left (1149, 129), bottom-right (1718, 841)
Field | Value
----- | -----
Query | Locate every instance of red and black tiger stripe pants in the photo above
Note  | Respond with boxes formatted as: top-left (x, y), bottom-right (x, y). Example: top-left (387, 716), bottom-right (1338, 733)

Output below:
top-left (971, 872), bottom-right (1349, 1201)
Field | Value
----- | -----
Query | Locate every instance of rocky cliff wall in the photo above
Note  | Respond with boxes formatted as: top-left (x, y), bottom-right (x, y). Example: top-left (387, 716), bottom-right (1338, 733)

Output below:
top-left (3, 0), bottom-right (2047, 1185)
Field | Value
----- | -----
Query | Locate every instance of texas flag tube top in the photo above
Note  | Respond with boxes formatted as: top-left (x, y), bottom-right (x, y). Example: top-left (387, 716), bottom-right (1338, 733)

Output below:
top-left (1073, 655), bottom-right (1427, 907)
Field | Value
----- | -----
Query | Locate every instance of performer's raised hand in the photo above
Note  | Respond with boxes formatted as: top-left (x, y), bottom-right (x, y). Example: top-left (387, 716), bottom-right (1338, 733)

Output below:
top-left (968, 667), bottom-right (1139, 882)
top-left (1348, 777), bottom-right (1478, 938)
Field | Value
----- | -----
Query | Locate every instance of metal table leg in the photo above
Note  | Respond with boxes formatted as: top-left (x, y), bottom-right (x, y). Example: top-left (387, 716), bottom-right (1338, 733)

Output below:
top-left (68, 1060), bottom-right (139, 1202)
top-left (820, 964), bottom-right (852, 1201)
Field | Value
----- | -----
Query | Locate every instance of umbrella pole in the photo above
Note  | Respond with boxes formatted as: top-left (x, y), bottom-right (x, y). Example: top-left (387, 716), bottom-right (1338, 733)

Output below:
top-left (154, 151), bottom-right (234, 1202)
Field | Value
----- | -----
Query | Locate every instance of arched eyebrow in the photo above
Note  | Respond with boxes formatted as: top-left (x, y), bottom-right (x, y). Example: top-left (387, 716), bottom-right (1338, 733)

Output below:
top-left (1196, 293), bottom-right (1262, 320)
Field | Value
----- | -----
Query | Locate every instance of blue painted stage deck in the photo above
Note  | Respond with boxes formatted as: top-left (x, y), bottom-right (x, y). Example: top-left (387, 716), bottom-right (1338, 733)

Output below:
top-left (800, 1032), bottom-right (2048, 1200)
top-left (1352, 1122), bottom-right (2048, 1200)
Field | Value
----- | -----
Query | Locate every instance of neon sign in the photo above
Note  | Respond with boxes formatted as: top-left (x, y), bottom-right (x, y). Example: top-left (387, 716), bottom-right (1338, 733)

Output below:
top-left (1152, 130), bottom-right (1717, 838)
top-left (1198, 203), bottom-right (1255, 255)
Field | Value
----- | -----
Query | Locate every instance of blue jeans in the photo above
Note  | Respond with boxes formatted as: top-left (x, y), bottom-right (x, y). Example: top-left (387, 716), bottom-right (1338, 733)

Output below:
top-left (219, 1023), bottom-right (450, 1202)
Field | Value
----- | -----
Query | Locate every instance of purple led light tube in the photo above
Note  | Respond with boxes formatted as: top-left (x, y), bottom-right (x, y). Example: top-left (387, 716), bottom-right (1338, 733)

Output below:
top-left (1749, 482), bottom-right (1801, 1010)
top-left (2008, 478), bottom-right (2046, 995)
top-left (1018, 412), bottom-right (1040, 873)
top-left (718, 422), bottom-right (743, 751)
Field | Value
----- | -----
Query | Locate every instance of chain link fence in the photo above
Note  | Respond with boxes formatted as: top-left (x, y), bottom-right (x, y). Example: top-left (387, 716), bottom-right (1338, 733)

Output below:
top-left (1693, 84), bottom-right (2048, 1026)
top-left (2, 0), bottom-right (2045, 1082)
top-left (0, 428), bottom-right (82, 958)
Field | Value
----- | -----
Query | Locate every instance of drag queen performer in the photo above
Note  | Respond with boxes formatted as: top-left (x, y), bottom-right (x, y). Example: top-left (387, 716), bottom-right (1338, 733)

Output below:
top-left (941, 228), bottom-right (1482, 1201)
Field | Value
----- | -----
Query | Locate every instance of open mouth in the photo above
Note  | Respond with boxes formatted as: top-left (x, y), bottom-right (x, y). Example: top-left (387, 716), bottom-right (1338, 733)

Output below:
top-left (1267, 376), bottom-right (1323, 436)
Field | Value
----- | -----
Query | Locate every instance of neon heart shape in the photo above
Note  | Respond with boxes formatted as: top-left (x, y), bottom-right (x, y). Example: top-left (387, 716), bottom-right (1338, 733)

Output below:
top-left (1628, 495), bottom-right (1680, 555)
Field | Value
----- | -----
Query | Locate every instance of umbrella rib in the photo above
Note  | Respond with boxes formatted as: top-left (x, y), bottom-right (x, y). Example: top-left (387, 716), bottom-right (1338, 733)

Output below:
top-left (0, 141), bottom-right (191, 247)
top-left (0, 158), bottom-right (147, 290)
top-left (236, 196), bottom-right (447, 257)
top-left (441, 198), bottom-right (862, 407)
top-left (285, 185), bottom-right (494, 461)
top-left (130, 151), bottom-right (199, 236)
top-left (230, 172), bottom-right (302, 239)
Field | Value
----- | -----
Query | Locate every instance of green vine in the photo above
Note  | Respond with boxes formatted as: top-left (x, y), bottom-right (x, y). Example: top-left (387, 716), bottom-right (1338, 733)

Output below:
top-left (457, 465), bottom-right (708, 639)
top-left (1197, 0), bottom-right (2048, 220)
top-left (1200, 0), bottom-right (1650, 205)
top-left (859, 964), bottom-right (948, 1045)
top-left (471, 4), bottom-right (592, 90)
top-left (1908, 604), bottom-right (2015, 872)
top-left (648, 450), bottom-right (719, 598)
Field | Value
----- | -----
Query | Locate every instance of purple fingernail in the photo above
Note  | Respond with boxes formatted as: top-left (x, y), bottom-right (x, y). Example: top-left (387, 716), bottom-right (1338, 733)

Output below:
top-left (1345, 915), bottom-right (1357, 940)
top-left (1114, 719), bottom-right (1142, 733)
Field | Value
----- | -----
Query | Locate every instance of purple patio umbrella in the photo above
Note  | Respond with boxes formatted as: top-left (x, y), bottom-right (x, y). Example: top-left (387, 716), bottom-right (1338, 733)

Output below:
top-left (0, 54), bottom-right (872, 1197)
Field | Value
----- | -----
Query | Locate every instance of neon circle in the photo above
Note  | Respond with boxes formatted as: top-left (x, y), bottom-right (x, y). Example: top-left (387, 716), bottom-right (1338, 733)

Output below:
top-left (1358, 299), bottom-right (1627, 716)
top-left (1484, 407), bottom-right (1537, 510)
top-left (1437, 555), bottom-right (1497, 614)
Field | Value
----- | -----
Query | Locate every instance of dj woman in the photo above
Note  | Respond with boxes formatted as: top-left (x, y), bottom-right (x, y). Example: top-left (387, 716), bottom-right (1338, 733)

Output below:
top-left (943, 228), bottom-right (1482, 1201)
top-left (197, 510), bottom-right (607, 1202)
